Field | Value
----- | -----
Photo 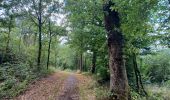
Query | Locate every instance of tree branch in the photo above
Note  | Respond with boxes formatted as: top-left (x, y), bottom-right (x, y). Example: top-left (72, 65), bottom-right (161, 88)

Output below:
top-left (32, 0), bottom-right (39, 19)
top-left (28, 13), bottom-right (38, 26)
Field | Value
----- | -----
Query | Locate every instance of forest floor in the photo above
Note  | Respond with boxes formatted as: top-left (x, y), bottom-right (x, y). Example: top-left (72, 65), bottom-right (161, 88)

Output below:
top-left (14, 71), bottom-right (95, 100)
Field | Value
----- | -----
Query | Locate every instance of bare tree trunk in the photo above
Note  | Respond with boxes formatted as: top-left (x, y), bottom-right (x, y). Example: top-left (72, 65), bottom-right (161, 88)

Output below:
top-left (133, 55), bottom-right (140, 92)
top-left (47, 20), bottom-right (52, 70)
top-left (133, 53), bottom-right (147, 96)
top-left (91, 51), bottom-right (96, 73)
top-left (55, 51), bottom-right (57, 67)
top-left (80, 53), bottom-right (83, 71)
top-left (84, 56), bottom-right (86, 71)
top-left (54, 35), bottom-right (58, 68)
top-left (6, 16), bottom-right (12, 53)
top-left (55, 39), bottom-right (57, 68)
top-left (19, 32), bottom-right (22, 52)
top-left (37, 0), bottom-right (42, 68)
top-left (103, 1), bottom-right (129, 100)
top-left (77, 55), bottom-right (80, 70)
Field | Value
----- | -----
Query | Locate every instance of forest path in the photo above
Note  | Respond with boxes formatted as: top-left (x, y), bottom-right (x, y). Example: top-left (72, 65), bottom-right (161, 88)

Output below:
top-left (57, 75), bottom-right (79, 100)
top-left (15, 71), bottom-right (95, 100)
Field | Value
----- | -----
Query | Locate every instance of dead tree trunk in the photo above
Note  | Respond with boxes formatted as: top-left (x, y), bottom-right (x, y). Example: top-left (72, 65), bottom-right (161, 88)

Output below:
top-left (103, 1), bottom-right (129, 100)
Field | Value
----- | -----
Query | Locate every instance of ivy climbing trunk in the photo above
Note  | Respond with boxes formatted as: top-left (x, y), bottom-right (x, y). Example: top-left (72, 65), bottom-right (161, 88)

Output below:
top-left (103, 1), bottom-right (129, 100)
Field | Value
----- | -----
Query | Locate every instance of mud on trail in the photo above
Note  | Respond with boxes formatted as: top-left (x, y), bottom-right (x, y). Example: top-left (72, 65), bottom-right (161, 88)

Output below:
top-left (14, 71), bottom-right (95, 100)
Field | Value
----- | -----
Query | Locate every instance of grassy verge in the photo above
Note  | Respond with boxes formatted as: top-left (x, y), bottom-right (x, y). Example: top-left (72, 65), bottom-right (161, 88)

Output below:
top-left (78, 72), bottom-right (170, 100)
top-left (76, 72), bottom-right (110, 100)
top-left (145, 84), bottom-right (170, 100)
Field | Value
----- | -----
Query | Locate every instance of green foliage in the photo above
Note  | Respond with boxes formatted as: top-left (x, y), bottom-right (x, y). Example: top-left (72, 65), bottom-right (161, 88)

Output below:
top-left (0, 62), bottom-right (34, 98)
top-left (131, 90), bottom-right (143, 100)
top-left (0, 61), bottom-right (56, 98)
top-left (142, 49), bottom-right (170, 83)
top-left (146, 84), bottom-right (170, 100)
top-left (56, 45), bottom-right (77, 70)
top-left (131, 85), bottom-right (170, 100)
top-left (95, 86), bottom-right (110, 100)
top-left (164, 80), bottom-right (170, 88)
top-left (96, 66), bottom-right (109, 81)
top-left (0, 0), bottom-right (169, 99)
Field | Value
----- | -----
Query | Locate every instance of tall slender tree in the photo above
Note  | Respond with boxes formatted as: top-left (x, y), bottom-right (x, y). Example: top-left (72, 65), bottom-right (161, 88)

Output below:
top-left (47, 19), bottom-right (52, 69)
top-left (21, 0), bottom-right (61, 67)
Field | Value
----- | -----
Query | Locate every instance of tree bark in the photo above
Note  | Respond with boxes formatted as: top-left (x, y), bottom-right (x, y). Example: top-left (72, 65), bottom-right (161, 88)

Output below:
top-left (47, 20), bottom-right (52, 70)
top-left (91, 51), bottom-right (97, 73)
top-left (55, 36), bottom-right (57, 68)
top-left (84, 56), bottom-right (86, 71)
top-left (6, 16), bottom-right (13, 53)
top-left (55, 51), bottom-right (57, 67)
top-left (79, 53), bottom-right (83, 71)
top-left (133, 54), bottom-right (140, 92)
top-left (77, 56), bottom-right (79, 70)
top-left (37, 0), bottom-right (42, 68)
top-left (133, 53), bottom-right (147, 96)
top-left (103, 1), bottom-right (129, 100)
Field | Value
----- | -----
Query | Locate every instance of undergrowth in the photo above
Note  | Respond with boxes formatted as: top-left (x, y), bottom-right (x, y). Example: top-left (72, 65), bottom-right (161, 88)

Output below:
top-left (92, 72), bottom-right (170, 100)
top-left (94, 83), bottom-right (170, 100)
top-left (0, 62), bottom-right (55, 99)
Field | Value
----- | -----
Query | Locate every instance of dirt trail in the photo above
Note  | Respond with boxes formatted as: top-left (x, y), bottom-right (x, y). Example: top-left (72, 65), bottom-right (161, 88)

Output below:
top-left (57, 75), bottom-right (79, 100)
top-left (14, 71), bottom-right (93, 100)
top-left (15, 71), bottom-right (69, 100)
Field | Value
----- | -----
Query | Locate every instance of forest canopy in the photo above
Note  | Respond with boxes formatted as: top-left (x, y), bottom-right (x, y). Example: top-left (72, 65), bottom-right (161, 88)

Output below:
top-left (0, 0), bottom-right (170, 100)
